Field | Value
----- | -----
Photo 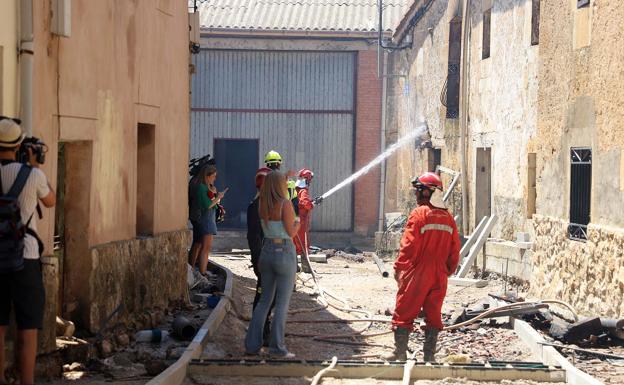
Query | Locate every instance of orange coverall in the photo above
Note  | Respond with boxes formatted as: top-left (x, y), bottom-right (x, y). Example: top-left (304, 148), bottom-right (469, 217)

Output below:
top-left (295, 188), bottom-right (314, 255)
top-left (392, 203), bottom-right (461, 331)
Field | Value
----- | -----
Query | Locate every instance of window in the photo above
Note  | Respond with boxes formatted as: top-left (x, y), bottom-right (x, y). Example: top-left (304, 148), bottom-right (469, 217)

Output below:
top-left (136, 123), bottom-right (156, 236)
top-left (482, 8), bottom-right (491, 59)
top-left (527, 153), bottom-right (536, 218)
top-left (446, 18), bottom-right (462, 119)
top-left (568, 148), bottom-right (591, 241)
top-left (427, 148), bottom-right (442, 172)
top-left (577, 0), bottom-right (590, 8)
top-left (531, 0), bottom-right (540, 46)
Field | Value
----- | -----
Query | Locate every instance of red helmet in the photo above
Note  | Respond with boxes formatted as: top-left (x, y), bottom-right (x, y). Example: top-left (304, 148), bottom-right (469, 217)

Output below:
top-left (411, 172), bottom-right (443, 191)
top-left (298, 168), bottom-right (314, 182)
top-left (255, 167), bottom-right (272, 188)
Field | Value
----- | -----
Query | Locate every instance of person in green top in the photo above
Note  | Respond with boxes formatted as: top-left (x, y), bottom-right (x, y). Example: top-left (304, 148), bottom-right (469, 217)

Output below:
top-left (196, 165), bottom-right (228, 275)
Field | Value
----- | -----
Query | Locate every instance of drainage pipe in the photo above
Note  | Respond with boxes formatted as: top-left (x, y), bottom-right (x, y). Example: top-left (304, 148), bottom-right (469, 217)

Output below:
top-left (368, 252), bottom-right (390, 278)
top-left (377, 51), bottom-right (388, 232)
top-left (459, 0), bottom-right (471, 234)
top-left (19, 0), bottom-right (34, 136)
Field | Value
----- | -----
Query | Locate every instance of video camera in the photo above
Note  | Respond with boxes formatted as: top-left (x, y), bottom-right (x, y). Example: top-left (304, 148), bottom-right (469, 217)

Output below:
top-left (189, 154), bottom-right (216, 177)
top-left (18, 137), bottom-right (48, 165)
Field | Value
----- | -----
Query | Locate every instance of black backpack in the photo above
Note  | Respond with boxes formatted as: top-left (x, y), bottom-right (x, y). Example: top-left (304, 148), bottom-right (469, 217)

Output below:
top-left (0, 165), bottom-right (33, 273)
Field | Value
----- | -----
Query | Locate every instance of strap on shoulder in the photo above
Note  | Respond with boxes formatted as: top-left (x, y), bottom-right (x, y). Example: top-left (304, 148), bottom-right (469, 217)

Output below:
top-left (7, 165), bottom-right (32, 199)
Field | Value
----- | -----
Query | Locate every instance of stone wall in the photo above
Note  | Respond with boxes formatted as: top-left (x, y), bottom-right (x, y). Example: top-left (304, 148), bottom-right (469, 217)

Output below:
top-left (531, 215), bottom-right (624, 318)
top-left (71, 230), bottom-right (191, 332)
top-left (530, 1), bottom-right (624, 319)
top-left (90, 231), bottom-right (191, 327)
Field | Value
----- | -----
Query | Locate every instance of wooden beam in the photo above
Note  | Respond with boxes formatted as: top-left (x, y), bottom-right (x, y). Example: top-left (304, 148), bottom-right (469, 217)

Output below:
top-left (460, 216), bottom-right (488, 259)
top-left (456, 215), bottom-right (497, 277)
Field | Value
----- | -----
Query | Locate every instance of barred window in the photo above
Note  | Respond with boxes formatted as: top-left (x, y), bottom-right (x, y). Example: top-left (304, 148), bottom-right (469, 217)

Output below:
top-left (568, 148), bottom-right (591, 241)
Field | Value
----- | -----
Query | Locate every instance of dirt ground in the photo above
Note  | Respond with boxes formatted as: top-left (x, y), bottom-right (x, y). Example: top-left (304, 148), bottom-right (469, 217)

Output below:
top-left (190, 254), bottom-right (558, 385)
top-left (534, 333), bottom-right (624, 384)
top-left (41, 252), bottom-right (619, 385)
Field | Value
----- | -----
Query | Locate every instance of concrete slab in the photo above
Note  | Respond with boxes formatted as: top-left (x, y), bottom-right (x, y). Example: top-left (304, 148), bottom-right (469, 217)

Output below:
top-left (189, 358), bottom-right (565, 382)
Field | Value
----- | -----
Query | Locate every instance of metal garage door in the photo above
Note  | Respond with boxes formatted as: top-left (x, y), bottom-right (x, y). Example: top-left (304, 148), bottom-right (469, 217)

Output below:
top-left (190, 50), bottom-right (355, 231)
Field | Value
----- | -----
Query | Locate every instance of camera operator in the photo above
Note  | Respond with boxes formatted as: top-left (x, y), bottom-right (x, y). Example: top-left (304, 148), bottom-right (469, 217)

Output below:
top-left (0, 117), bottom-right (55, 385)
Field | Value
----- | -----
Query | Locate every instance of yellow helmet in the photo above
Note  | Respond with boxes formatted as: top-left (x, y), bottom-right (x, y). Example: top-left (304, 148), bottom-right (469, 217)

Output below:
top-left (264, 150), bottom-right (282, 166)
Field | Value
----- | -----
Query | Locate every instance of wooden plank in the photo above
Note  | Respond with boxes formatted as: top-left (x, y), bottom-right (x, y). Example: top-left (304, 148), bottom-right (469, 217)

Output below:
top-left (460, 216), bottom-right (488, 259)
top-left (456, 215), bottom-right (497, 277)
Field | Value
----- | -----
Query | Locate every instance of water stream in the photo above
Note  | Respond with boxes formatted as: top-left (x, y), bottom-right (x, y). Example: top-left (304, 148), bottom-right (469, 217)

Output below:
top-left (320, 124), bottom-right (428, 200)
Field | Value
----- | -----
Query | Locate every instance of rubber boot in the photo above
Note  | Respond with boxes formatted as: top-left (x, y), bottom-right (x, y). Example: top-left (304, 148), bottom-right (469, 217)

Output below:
top-left (381, 327), bottom-right (409, 361)
top-left (423, 328), bottom-right (439, 362)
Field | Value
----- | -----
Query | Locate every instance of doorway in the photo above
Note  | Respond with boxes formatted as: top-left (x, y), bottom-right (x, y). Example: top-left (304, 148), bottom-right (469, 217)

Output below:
top-left (55, 141), bottom-right (93, 326)
top-left (213, 139), bottom-right (259, 229)
top-left (475, 147), bottom-right (492, 226)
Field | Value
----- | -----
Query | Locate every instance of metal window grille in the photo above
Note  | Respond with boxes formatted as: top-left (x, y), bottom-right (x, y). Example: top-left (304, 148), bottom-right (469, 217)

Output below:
top-left (577, 0), bottom-right (590, 8)
top-left (531, 0), bottom-right (540, 46)
top-left (568, 148), bottom-right (591, 241)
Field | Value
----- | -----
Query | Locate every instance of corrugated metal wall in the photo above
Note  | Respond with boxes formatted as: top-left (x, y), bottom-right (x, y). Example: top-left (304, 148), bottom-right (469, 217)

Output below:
top-left (191, 50), bottom-right (356, 231)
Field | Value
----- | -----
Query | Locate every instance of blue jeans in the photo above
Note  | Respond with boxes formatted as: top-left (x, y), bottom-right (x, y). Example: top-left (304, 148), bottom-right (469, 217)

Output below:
top-left (244, 239), bottom-right (297, 355)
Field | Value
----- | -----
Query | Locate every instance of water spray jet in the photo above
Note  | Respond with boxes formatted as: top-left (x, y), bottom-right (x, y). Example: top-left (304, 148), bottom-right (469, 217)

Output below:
top-left (314, 124), bottom-right (429, 203)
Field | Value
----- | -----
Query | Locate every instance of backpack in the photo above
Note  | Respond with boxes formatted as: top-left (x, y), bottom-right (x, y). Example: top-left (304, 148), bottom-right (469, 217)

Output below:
top-left (0, 165), bottom-right (33, 273)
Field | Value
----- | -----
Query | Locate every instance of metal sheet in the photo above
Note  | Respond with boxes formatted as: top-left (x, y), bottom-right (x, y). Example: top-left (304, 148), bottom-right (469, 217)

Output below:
top-left (192, 50), bottom-right (355, 111)
top-left (194, 0), bottom-right (410, 33)
top-left (191, 111), bottom-right (354, 231)
top-left (191, 50), bottom-right (356, 231)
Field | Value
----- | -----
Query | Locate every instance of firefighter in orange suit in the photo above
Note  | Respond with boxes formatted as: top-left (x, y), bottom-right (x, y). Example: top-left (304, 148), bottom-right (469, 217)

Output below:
top-left (382, 172), bottom-right (461, 362)
top-left (294, 168), bottom-right (315, 273)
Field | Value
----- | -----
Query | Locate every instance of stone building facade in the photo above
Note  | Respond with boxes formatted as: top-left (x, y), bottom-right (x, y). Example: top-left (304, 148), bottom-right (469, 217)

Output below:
top-left (1, 0), bottom-right (191, 353)
top-left (529, 0), bottom-right (624, 318)
top-left (384, 0), bottom-right (539, 239)
top-left (384, 0), bottom-right (624, 318)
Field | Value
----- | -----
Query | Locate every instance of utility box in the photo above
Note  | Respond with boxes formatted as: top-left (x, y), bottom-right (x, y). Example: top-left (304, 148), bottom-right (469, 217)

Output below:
top-left (189, 12), bottom-right (200, 44)
top-left (51, 0), bottom-right (71, 37)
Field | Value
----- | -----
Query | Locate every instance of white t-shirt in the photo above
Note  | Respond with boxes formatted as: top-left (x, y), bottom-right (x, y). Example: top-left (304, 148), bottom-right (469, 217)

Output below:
top-left (0, 162), bottom-right (51, 260)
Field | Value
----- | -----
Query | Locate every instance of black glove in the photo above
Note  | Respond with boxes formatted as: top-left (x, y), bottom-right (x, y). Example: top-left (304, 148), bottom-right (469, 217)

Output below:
top-left (312, 196), bottom-right (324, 205)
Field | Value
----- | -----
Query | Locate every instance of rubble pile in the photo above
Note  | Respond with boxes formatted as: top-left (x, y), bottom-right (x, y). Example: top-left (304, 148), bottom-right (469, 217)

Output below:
top-left (50, 265), bottom-right (226, 383)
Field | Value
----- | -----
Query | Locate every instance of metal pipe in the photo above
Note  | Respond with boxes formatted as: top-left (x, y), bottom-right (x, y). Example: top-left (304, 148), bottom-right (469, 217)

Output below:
top-left (378, 0), bottom-right (412, 51)
top-left (599, 318), bottom-right (624, 329)
top-left (377, 51), bottom-right (388, 232)
top-left (368, 252), bottom-right (389, 278)
top-left (19, 0), bottom-right (34, 136)
top-left (172, 315), bottom-right (197, 340)
top-left (459, 0), bottom-right (471, 235)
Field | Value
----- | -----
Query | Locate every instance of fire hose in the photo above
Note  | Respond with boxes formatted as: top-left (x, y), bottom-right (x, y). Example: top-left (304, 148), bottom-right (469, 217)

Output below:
top-left (220, 226), bottom-right (580, 349)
